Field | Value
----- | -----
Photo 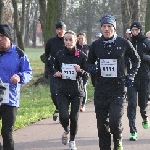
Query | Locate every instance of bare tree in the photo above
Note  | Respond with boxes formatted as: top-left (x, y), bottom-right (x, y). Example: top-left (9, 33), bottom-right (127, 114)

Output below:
top-left (12, 0), bottom-right (24, 50)
top-left (121, 0), bottom-right (141, 37)
top-left (38, 0), bottom-right (46, 44)
top-left (145, 0), bottom-right (150, 33)
top-left (0, 0), bottom-right (4, 23)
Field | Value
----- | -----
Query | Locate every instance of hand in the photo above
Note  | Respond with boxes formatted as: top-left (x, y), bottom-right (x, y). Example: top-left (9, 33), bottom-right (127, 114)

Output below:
top-left (53, 71), bottom-right (62, 77)
top-left (124, 74), bottom-right (134, 87)
top-left (88, 64), bottom-right (98, 74)
top-left (10, 74), bottom-right (20, 84)
top-left (74, 65), bottom-right (82, 72)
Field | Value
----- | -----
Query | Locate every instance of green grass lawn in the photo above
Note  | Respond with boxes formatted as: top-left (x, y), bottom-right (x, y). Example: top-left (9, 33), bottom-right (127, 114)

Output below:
top-left (14, 47), bottom-right (94, 130)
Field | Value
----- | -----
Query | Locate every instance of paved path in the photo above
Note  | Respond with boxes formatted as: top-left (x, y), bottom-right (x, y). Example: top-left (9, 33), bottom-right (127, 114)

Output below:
top-left (1, 101), bottom-right (150, 150)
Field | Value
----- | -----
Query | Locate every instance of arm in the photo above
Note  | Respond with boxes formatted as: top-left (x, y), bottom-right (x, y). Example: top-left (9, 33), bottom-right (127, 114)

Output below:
top-left (16, 54), bottom-right (32, 84)
top-left (125, 40), bottom-right (140, 75)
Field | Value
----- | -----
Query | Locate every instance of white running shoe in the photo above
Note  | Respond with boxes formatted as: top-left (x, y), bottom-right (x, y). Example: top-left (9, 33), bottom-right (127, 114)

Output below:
top-left (62, 131), bottom-right (69, 145)
top-left (80, 105), bottom-right (85, 112)
top-left (69, 141), bottom-right (77, 150)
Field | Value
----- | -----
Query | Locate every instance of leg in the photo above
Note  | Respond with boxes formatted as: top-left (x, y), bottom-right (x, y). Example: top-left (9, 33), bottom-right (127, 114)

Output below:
top-left (138, 79), bottom-right (149, 119)
top-left (56, 94), bottom-right (70, 132)
top-left (109, 96), bottom-right (125, 149)
top-left (56, 94), bottom-right (70, 145)
top-left (127, 86), bottom-right (138, 133)
top-left (80, 77), bottom-right (88, 112)
top-left (1, 105), bottom-right (17, 150)
top-left (95, 105), bottom-right (111, 150)
top-left (138, 79), bottom-right (150, 129)
top-left (49, 72), bottom-right (58, 110)
top-left (70, 95), bottom-right (80, 141)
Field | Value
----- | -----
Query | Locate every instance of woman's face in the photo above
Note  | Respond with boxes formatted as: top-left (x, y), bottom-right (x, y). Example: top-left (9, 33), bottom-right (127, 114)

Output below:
top-left (64, 33), bottom-right (77, 50)
top-left (78, 35), bottom-right (86, 45)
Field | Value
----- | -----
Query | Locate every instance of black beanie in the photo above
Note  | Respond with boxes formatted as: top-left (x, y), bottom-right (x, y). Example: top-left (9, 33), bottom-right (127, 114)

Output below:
top-left (100, 15), bottom-right (116, 29)
top-left (56, 21), bottom-right (66, 30)
top-left (130, 21), bottom-right (142, 31)
top-left (0, 24), bottom-right (12, 41)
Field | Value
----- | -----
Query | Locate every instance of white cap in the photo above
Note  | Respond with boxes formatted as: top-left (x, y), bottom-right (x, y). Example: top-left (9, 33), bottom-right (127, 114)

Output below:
top-left (126, 29), bottom-right (131, 34)
top-left (95, 33), bottom-right (102, 37)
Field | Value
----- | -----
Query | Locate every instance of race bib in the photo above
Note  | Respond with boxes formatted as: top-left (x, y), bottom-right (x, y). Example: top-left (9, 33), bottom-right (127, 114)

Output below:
top-left (62, 63), bottom-right (77, 80)
top-left (2, 83), bottom-right (9, 103)
top-left (100, 59), bottom-right (117, 77)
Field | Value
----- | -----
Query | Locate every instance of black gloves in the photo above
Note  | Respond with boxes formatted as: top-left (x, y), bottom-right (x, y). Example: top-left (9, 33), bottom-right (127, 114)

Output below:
top-left (124, 74), bottom-right (134, 87)
top-left (88, 64), bottom-right (98, 74)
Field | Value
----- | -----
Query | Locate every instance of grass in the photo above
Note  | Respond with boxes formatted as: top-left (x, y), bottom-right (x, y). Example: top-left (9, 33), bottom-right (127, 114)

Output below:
top-left (13, 47), bottom-right (94, 130)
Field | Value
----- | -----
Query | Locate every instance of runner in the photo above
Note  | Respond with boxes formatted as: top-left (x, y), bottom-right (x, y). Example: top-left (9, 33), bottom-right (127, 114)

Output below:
top-left (45, 21), bottom-right (66, 121)
top-left (54, 30), bottom-right (88, 150)
top-left (86, 15), bottom-right (140, 150)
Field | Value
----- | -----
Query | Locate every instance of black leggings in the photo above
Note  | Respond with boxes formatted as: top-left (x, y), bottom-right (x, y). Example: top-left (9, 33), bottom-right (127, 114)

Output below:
top-left (56, 94), bottom-right (81, 139)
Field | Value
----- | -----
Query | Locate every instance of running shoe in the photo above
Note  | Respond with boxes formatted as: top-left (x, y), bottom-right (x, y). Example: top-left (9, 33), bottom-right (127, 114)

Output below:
top-left (142, 117), bottom-right (150, 129)
top-left (53, 110), bottom-right (59, 121)
top-left (69, 141), bottom-right (77, 150)
top-left (62, 131), bottom-right (69, 145)
top-left (129, 132), bottom-right (138, 141)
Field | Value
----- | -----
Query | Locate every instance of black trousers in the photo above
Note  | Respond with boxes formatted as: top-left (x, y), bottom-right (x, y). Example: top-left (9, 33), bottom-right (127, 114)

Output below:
top-left (94, 79), bottom-right (126, 150)
top-left (56, 94), bottom-right (81, 138)
top-left (0, 105), bottom-right (18, 150)
top-left (49, 72), bottom-right (59, 110)
top-left (127, 79), bottom-right (150, 133)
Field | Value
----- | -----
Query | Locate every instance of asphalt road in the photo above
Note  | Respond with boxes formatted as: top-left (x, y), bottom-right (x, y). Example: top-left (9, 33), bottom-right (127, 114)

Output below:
top-left (1, 101), bottom-right (150, 150)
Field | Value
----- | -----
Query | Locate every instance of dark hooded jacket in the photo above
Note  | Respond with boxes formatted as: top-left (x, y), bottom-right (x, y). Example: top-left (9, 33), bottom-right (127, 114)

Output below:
top-left (130, 33), bottom-right (150, 79)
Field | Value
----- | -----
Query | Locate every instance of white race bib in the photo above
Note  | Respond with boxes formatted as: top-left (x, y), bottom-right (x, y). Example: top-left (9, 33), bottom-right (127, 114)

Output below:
top-left (100, 59), bottom-right (117, 77)
top-left (2, 83), bottom-right (9, 103)
top-left (62, 63), bottom-right (77, 80)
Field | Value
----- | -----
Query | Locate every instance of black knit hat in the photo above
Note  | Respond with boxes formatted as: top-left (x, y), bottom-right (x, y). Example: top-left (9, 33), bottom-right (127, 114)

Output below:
top-left (130, 21), bottom-right (142, 31)
top-left (100, 15), bottom-right (116, 29)
top-left (56, 21), bottom-right (66, 30)
top-left (0, 24), bottom-right (12, 41)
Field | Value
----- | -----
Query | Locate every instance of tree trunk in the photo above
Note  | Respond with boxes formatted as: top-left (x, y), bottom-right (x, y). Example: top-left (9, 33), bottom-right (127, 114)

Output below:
top-left (145, 0), bottom-right (150, 33)
top-left (121, 0), bottom-right (132, 37)
top-left (0, 0), bottom-right (4, 23)
top-left (20, 0), bottom-right (25, 41)
top-left (24, 1), bottom-right (30, 47)
top-left (45, 0), bottom-right (60, 43)
top-left (38, 0), bottom-right (46, 45)
top-left (32, 3), bottom-right (38, 48)
top-left (12, 0), bottom-right (25, 51)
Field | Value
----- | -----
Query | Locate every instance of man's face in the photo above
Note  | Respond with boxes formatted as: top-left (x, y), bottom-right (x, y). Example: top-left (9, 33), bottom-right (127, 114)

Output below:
top-left (131, 27), bottom-right (140, 36)
top-left (64, 33), bottom-right (77, 49)
top-left (101, 24), bottom-right (115, 39)
top-left (0, 33), bottom-right (11, 51)
top-left (56, 28), bottom-right (66, 37)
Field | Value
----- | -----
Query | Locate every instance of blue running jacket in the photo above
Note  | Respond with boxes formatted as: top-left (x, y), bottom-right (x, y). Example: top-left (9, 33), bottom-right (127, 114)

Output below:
top-left (0, 44), bottom-right (32, 107)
